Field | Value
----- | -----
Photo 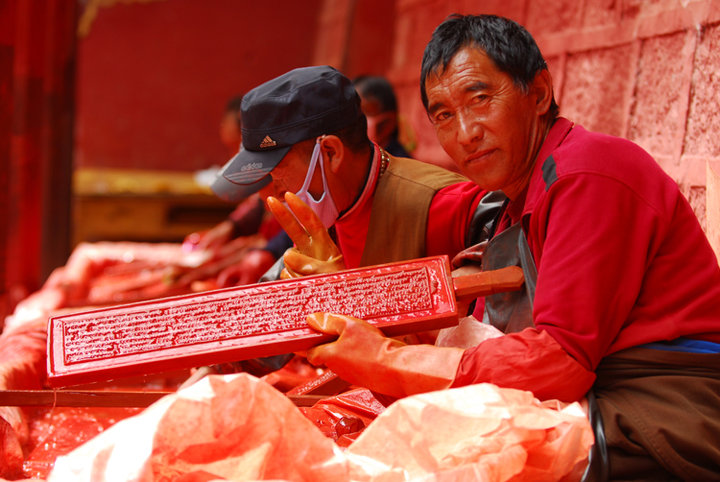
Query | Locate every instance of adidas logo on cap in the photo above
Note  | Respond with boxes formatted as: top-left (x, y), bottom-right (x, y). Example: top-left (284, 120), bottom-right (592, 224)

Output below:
top-left (259, 135), bottom-right (277, 148)
top-left (240, 162), bottom-right (263, 172)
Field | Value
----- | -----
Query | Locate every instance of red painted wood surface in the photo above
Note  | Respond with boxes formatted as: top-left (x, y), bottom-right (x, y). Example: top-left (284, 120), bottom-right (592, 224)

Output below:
top-left (48, 256), bottom-right (457, 387)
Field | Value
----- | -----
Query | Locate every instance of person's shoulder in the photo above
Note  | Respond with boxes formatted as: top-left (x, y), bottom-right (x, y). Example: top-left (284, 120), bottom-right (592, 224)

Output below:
top-left (552, 124), bottom-right (663, 183)
top-left (388, 156), bottom-right (469, 186)
top-left (388, 155), bottom-right (465, 177)
top-left (539, 123), bottom-right (682, 212)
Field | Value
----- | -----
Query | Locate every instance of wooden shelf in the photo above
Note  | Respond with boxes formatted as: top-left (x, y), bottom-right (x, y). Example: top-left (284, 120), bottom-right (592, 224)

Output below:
top-left (72, 168), bottom-right (235, 246)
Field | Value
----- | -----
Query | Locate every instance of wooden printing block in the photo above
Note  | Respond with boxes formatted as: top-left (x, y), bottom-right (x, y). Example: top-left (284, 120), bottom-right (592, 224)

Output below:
top-left (47, 256), bottom-right (459, 388)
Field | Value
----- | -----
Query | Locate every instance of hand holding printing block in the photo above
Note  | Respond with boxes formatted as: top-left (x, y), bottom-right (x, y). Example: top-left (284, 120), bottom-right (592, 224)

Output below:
top-left (266, 192), bottom-right (345, 279)
top-left (306, 313), bottom-right (464, 399)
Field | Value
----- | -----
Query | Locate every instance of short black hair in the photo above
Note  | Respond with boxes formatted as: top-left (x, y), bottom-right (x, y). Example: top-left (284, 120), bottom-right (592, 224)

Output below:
top-left (337, 114), bottom-right (370, 152)
top-left (353, 75), bottom-right (398, 113)
top-left (420, 14), bottom-right (558, 118)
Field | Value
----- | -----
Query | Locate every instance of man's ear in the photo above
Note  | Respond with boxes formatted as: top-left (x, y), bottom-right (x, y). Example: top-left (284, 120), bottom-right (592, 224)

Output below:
top-left (532, 69), bottom-right (554, 116)
top-left (320, 135), bottom-right (345, 174)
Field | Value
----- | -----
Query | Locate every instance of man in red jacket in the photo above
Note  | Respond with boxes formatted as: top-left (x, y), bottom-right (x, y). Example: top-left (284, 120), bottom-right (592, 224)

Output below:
top-left (305, 14), bottom-right (720, 480)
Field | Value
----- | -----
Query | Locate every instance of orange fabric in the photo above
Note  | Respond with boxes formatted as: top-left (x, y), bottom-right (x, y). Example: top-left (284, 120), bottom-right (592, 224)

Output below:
top-left (346, 383), bottom-right (593, 481)
top-left (48, 374), bottom-right (593, 481)
top-left (49, 374), bottom-right (349, 480)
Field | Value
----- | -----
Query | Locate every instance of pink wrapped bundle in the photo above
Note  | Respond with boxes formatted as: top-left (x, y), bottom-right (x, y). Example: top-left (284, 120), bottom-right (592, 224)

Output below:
top-left (48, 375), bottom-right (592, 481)
top-left (48, 373), bottom-right (349, 481)
top-left (0, 318), bottom-right (48, 478)
top-left (346, 383), bottom-right (593, 481)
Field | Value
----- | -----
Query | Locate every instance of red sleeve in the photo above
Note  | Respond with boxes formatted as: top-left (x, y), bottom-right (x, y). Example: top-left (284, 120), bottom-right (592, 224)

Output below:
top-left (529, 174), bottom-right (658, 371)
top-left (426, 182), bottom-right (485, 259)
top-left (451, 327), bottom-right (596, 402)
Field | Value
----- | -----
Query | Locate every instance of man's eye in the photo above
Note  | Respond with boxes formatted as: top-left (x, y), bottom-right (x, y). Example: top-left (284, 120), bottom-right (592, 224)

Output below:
top-left (433, 111), bottom-right (451, 123)
top-left (472, 94), bottom-right (488, 104)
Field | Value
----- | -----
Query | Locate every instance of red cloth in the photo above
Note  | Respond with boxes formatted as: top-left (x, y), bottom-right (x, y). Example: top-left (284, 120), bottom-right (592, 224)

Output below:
top-left (455, 118), bottom-right (720, 401)
top-left (334, 144), bottom-right (483, 269)
top-left (426, 181), bottom-right (486, 258)
top-left (453, 328), bottom-right (595, 402)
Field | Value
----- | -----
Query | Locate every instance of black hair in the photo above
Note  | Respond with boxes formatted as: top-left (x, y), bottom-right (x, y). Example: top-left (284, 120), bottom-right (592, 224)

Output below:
top-left (420, 14), bottom-right (558, 118)
top-left (352, 75), bottom-right (398, 113)
top-left (335, 114), bottom-right (370, 152)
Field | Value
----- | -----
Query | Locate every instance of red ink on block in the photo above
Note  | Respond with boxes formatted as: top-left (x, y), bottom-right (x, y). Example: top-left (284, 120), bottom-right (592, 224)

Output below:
top-left (48, 256), bottom-right (456, 387)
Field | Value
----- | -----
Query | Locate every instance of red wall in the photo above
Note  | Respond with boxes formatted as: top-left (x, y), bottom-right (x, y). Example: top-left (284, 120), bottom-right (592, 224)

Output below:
top-left (4, 0), bottom-right (718, 319)
top-left (75, 0), bottom-right (720, 223)
top-left (0, 0), bottom-right (76, 318)
top-left (75, 0), bottom-right (322, 172)
top-left (384, 0), bottom-right (720, 228)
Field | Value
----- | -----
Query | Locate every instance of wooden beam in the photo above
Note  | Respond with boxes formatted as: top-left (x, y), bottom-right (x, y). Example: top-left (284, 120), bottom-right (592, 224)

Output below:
top-left (0, 389), bottom-right (324, 408)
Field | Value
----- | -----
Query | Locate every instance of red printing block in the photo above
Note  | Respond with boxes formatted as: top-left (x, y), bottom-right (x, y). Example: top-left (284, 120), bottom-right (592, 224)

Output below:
top-left (48, 256), bottom-right (457, 387)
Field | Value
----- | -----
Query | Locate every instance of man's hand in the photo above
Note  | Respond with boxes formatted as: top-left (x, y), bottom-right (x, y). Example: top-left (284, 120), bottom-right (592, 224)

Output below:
top-left (216, 249), bottom-right (277, 287)
top-left (306, 313), bottom-right (464, 399)
top-left (265, 192), bottom-right (344, 278)
top-left (183, 220), bottom-right (233, 252)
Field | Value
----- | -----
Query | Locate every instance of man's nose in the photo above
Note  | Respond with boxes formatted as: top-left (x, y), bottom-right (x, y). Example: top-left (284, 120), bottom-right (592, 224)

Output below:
top-left (456, 109), bottom-right (483, 148)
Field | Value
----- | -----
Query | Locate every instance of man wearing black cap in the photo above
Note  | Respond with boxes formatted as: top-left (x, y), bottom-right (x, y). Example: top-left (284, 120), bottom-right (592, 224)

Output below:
top-left (212, 65), bottom-right (501, 278)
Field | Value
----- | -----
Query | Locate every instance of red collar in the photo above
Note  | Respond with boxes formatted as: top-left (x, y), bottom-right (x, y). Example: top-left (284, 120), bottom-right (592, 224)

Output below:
top-left (520, 117), bottom-right (574, 219)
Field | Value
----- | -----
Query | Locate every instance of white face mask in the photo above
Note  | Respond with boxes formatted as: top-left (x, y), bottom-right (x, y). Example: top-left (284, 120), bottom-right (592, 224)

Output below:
top-left (294, 139), bottom-right (339, 228)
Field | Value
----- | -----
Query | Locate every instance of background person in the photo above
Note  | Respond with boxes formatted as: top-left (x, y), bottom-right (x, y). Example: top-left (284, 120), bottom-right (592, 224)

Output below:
top-left (185, 94), bottom-right (270, 252)
top-left (185, 94), bottom-right (292, 286)
top-left (352, 75), bottom-right (411, 158)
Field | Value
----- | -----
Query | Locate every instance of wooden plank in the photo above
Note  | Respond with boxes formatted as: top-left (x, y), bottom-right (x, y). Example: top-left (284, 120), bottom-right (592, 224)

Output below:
top-left (0, 389), bottom-right (325, 408)
top-left (286, 370), bottom-right (351, 397)
top-left (452, 266), bottom-right (524, 300)
top-left (0, 389), bottom-right (173, 408)
top-left (48, 256), bottom-right (458, 388)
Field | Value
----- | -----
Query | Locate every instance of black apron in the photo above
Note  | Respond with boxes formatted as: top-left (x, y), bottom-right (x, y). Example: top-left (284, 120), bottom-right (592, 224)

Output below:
top-left (478, 221), bottom-right (607, 482)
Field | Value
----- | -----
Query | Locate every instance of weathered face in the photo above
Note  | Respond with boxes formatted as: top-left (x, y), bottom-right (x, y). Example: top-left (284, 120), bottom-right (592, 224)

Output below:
top-left (257, 142), bottom-right (321, 200)
top-left (424, 46), bottom-right (543, 199)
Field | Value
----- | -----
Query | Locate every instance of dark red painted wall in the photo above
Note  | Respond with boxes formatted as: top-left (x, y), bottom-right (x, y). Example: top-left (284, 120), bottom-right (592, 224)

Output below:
top-left (75, 0), bottom-right (322, 172)
top-left (343, 0), bottom-right (396, 78)
top-left (5, 0), bottom-right (717, 321)
top-left (1, 0), bottom-right (76, 320)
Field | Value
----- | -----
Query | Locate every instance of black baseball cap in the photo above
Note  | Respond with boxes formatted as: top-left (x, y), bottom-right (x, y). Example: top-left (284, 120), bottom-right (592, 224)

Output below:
top-left (211, 65), bottom-right (362, 201)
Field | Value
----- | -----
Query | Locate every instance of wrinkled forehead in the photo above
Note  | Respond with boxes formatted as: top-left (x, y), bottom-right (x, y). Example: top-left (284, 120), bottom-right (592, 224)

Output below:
top-left (426, 47), bottom-right (501, 90)
top-left (440, 43), bottom-right (498, 75)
